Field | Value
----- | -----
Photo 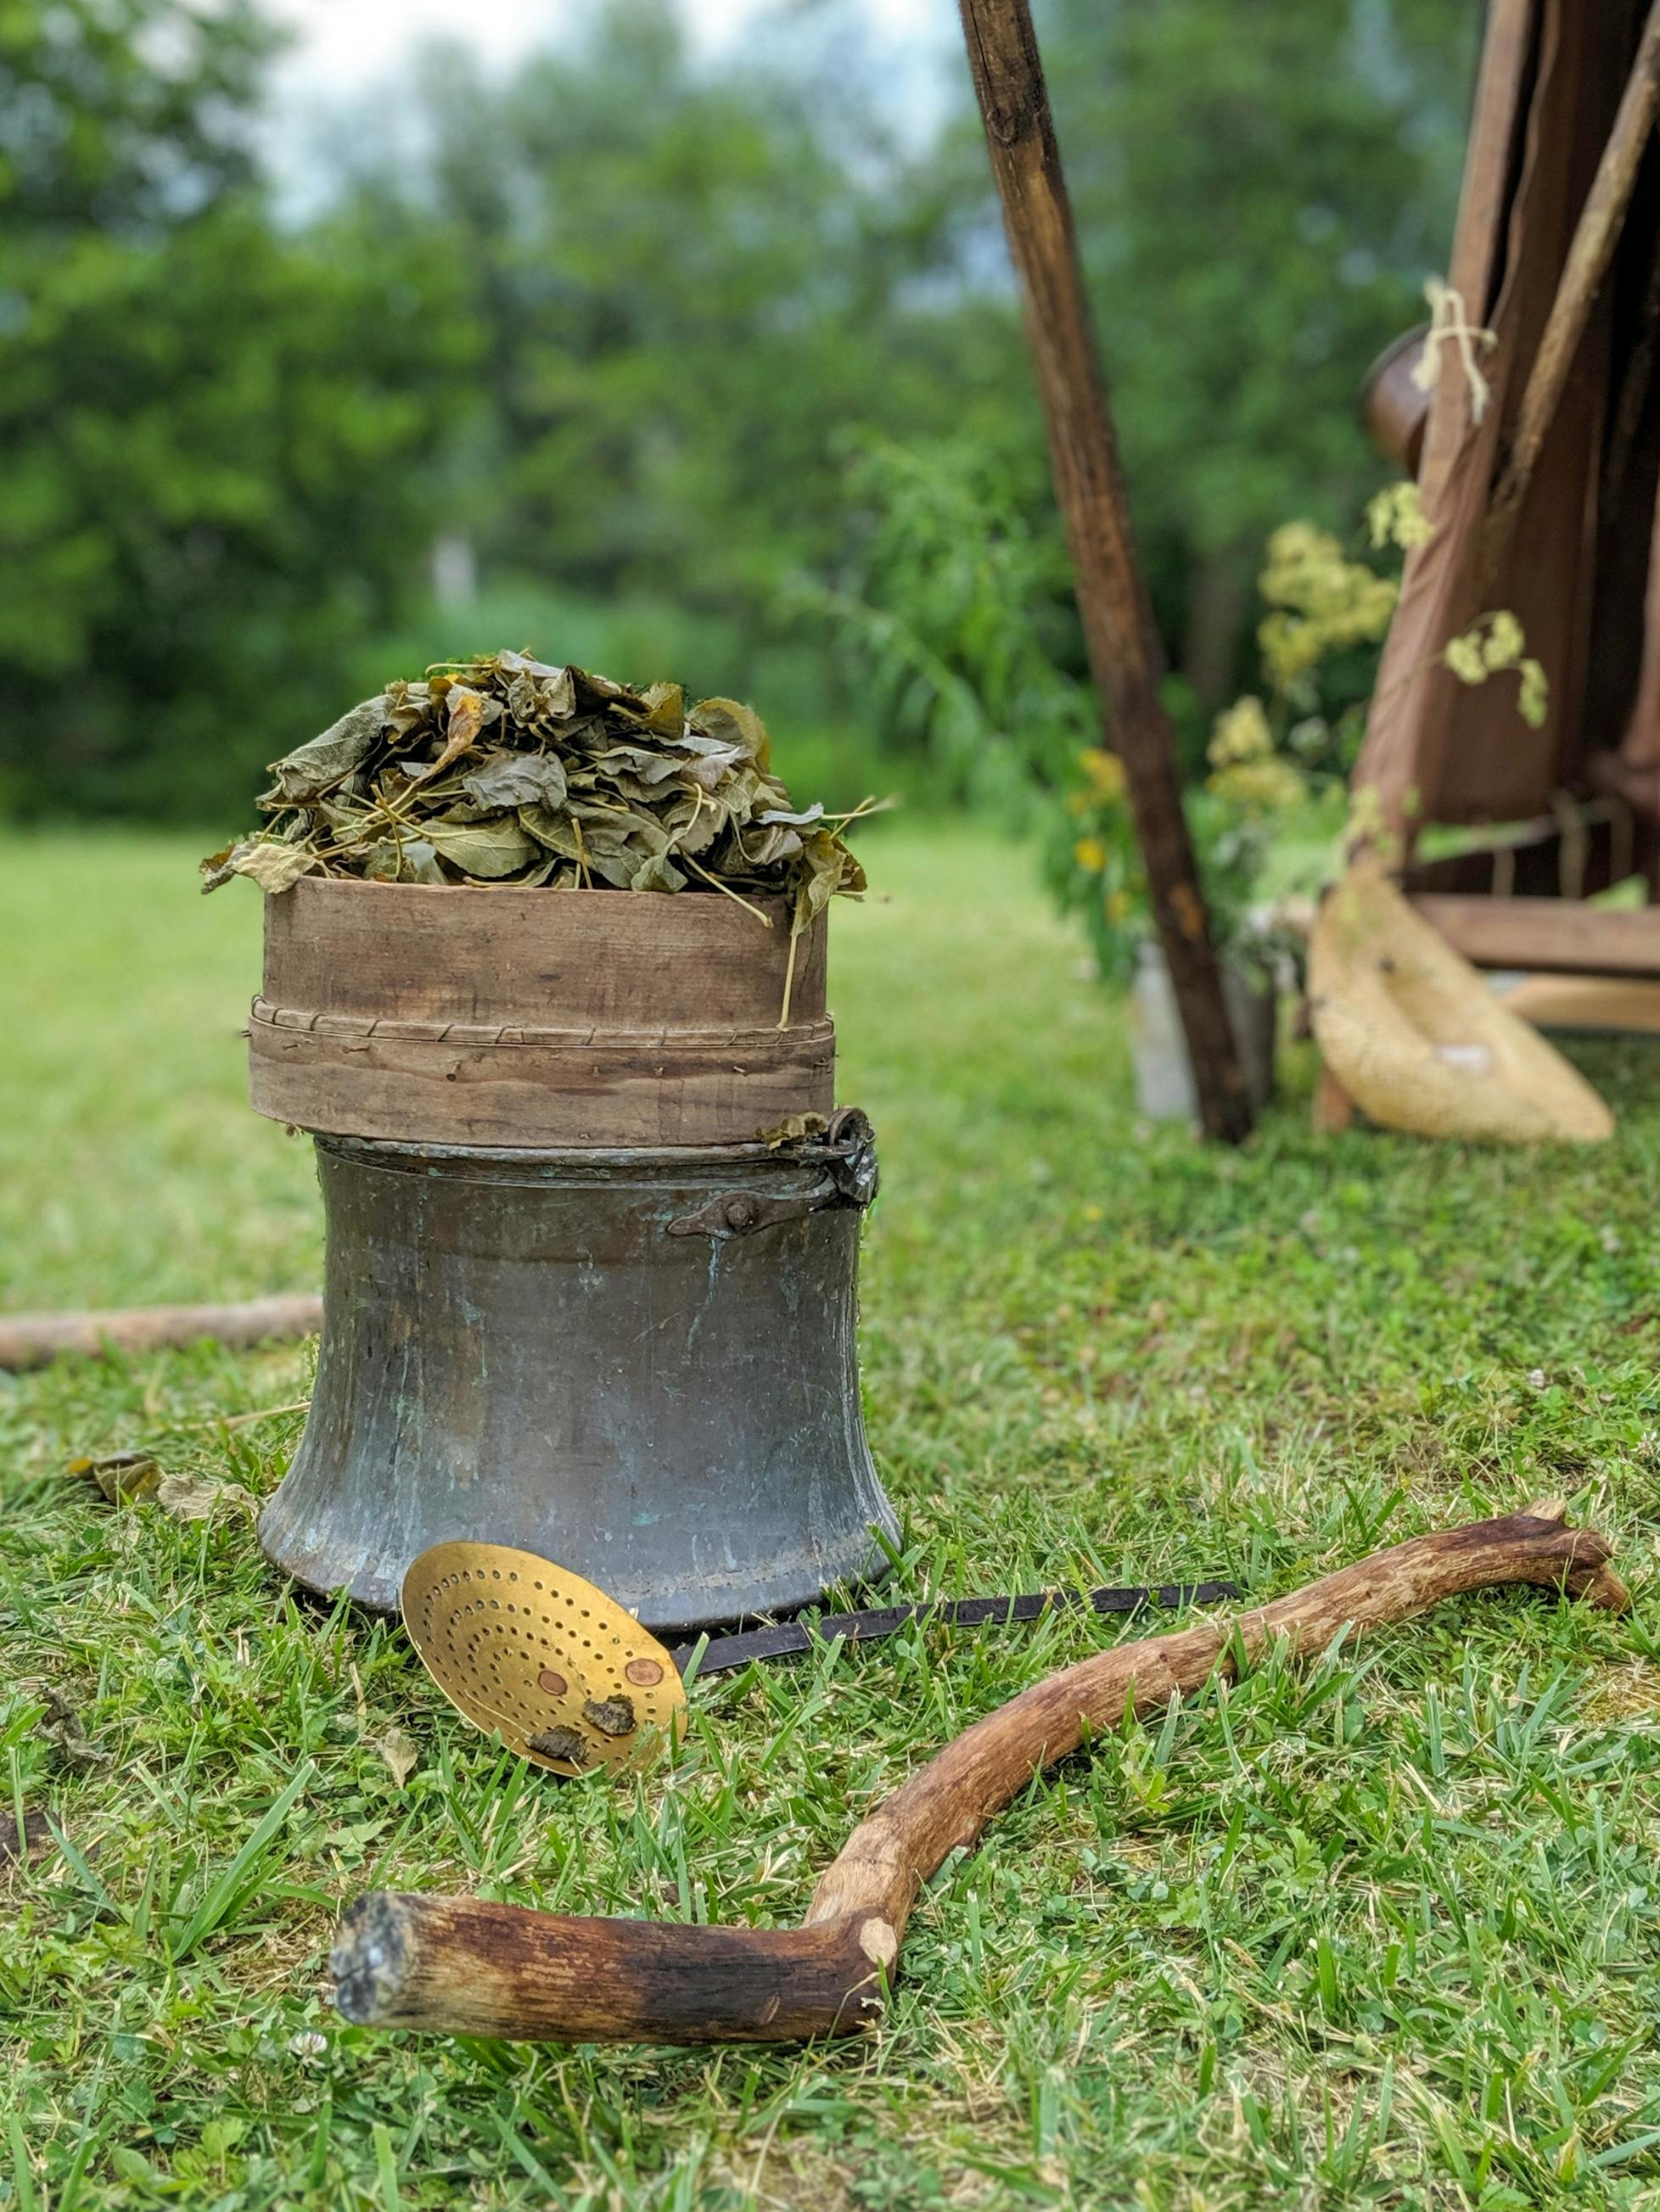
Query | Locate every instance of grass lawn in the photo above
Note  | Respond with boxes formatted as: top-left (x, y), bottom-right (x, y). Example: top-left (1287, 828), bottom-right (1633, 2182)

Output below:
top-left (5, 821), bottom-right (1660, 2210)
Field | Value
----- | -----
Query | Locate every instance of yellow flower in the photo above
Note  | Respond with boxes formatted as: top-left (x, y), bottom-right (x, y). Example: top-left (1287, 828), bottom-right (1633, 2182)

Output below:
top-left (1074, 837), bottom-right (1107, 873)
top-left (1483, 610), bottom-right (1523, 671)
top-left (1438, 611), bottom-right (1545, 725)
top-left (1105, 888), bottom-right (1130, 923)
top-left (1209, 696), bottom-right (1272, 768)
top-left (1079, 747), bottom-right (1126, 802)
top-left (1366, 480), bottom-right (1433, 552)
top-left (1209, 756), bottom-right (1306, 817)
top-left (1259, 612), bottom-right (1324, 688)
top-left (1257, 518), bottom-right (1398, 695)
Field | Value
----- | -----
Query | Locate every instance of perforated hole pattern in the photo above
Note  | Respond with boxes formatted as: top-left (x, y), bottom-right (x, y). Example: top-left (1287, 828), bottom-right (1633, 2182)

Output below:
top-left (401, 1544), bottom-right (685, 1776)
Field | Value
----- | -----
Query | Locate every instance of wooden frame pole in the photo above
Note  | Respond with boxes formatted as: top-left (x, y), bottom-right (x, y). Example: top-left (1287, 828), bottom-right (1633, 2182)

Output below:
top-left (1483, 0), bottom-right (1660, 573)
top-left (956, 0), bottom-right (1252, 1141)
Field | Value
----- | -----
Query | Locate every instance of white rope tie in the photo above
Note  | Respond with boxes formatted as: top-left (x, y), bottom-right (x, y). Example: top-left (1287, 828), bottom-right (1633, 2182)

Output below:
top-left (1412, 277), bottom-right (1497, 424)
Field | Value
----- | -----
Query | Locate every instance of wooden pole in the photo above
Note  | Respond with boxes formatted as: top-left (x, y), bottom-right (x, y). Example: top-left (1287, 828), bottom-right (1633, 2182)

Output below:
top-left (0, 1295), bottom-right (322, 1371)
top-left (956, 0), bottom-right (1252, 1141)
top-left (1483, 0), bottom-right (1660, 572)
top-left (330, 1501), bottom-right (1624, 2042)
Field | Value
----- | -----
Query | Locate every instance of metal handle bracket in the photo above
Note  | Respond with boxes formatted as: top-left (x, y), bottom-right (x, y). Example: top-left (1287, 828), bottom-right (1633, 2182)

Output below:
top-left (666, 1107), bottom-right (879, 1240)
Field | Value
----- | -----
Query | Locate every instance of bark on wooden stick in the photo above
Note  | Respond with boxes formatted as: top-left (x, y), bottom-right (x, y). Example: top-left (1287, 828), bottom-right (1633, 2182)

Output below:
top-left (954, 0), bottom-right (1251, 1144)
top-left (331, 1503), bottom-right (1625, 2045)
top-left (0, 1294), bottom-right (322, 1372)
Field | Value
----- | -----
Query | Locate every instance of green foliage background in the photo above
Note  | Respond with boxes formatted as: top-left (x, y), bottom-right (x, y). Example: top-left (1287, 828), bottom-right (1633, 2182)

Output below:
top-left (0, 0), bottom-right (1478, 823)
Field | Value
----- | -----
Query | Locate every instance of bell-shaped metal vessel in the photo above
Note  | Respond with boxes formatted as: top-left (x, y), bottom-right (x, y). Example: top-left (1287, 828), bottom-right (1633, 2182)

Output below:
top-left (258, 1114), bottom-right (896, 1628)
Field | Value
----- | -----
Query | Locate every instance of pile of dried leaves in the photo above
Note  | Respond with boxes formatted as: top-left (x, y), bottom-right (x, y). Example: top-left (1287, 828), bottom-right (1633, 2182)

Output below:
top-left (202, 654), bottom-right (872, 951)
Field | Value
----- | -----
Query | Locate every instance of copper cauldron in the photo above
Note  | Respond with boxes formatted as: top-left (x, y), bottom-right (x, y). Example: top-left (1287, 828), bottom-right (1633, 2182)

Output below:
top-left (257, 1112), bottom-right (896, 1627)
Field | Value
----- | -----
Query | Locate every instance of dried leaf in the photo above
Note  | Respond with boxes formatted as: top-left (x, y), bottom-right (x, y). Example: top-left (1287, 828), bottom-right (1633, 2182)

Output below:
top-left (688, 696), bottom-right (771, 770)
top-left (755, 1112), bottom-right (829, 1147)
top-left (637, 680), bottom-right (686, 735)
top-left (154, 1472), bottom-right (257, 1523)
top-left (205, 652), bottom-right (868, 927)
top-left (390, 837), bottom-right (446, 885)
top-left (732, 820), bottom-right (805, 870)
top-left (497, 648), bottom-right (571, 691)
top-left (461, 748), bottom-right (569, 809)
top-left (36, 1687), bottom-right (109, 1771)
top-left (757, 801), bottom-right (825, 827)
top-left (629, 850), bottom-right (687, 893)
top-left (227, 839), bottom-right (318, 896)
top-left (570, 665), bottom-right (645, 712)
top-left (423, 816), bottom-right (539, 878)
top-left (69, 1450), bottom-right (161, 1504)
top-left (527, 1725), bottom-right (588, 1767)
top-left (199, 842), bottom-right (239, 893)
top-left (406, 683), bottom-right (498, 783)
top-left (263, 696), bottom-right (388, 804)
top-left (373, 1726), bottom-right (418, 1788)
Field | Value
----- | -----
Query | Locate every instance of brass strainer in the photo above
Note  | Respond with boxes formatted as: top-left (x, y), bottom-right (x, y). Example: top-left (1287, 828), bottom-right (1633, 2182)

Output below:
top-left (400, 1542), bottom-right (687, 1777)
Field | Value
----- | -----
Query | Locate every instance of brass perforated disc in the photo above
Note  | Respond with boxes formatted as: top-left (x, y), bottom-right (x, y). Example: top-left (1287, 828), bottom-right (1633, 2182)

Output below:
top-left (401, 1543), bottom-right (687, 1777)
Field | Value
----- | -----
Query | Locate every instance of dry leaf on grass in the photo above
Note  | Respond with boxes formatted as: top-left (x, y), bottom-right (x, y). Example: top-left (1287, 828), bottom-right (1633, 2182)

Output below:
top-left (68, 1450), bottom-right (161, 1504)
top-left (36, 1687), bottom-right (108, 1771)
top-left (373, 1727), bottom-right (419, 1788)
top-left (155, 1472), bottom-right (258, 1523)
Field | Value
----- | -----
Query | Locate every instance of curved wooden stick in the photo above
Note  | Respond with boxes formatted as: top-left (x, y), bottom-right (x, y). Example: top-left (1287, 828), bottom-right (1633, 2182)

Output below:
top-left (331, 1504), bottom-right (1626, 2044)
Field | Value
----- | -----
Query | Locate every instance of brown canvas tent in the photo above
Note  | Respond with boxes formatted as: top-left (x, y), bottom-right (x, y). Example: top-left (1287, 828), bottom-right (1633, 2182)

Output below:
top-left (1360, 0), bottom-right (1660, 994)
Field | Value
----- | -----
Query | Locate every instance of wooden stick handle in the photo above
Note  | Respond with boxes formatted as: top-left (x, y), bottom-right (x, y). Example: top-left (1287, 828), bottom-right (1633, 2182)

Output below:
top-left (332, 1896), bottom-right (878, 2045)
top-left (332, 1504), bottom-right (1624, 2044)
top-left (0, 1295), bottom-right (322, 1372)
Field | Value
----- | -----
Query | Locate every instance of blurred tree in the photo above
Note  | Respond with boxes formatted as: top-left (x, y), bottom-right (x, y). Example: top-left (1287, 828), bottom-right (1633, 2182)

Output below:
top-left (0, 0), bottom-right (1479, 823)
top-left (1043, 0), bottom-right (1477, 706)
top-left (0, 0), bottom-right (474, 817)
top-left (379, 0), bottom-right (1023, 631)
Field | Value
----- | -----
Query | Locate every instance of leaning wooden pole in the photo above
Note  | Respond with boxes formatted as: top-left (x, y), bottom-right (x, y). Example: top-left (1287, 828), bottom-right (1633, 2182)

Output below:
top-left (1483, 0), bottom-right (1660, 574)
top-left (956, 0), bottom-right (1252, 1141)
top-left (331, 1502), bottom-right (1624, 2043)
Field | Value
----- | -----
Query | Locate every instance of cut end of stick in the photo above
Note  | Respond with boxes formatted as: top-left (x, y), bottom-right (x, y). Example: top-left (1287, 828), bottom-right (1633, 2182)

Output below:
top-left (331, 1893), bottom-right (412, 2024)
top-left (1577, 1564), bottom-right (1633, 1614)
top-left (1519, 1498), bottom-right (1629, 1611)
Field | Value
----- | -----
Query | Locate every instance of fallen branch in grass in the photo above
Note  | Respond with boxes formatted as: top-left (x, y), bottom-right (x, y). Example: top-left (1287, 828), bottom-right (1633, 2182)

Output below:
top-left (330, 1501), bottom-right (1626, 2046)
top-left (0, 1296), bottom-right (322, 1372)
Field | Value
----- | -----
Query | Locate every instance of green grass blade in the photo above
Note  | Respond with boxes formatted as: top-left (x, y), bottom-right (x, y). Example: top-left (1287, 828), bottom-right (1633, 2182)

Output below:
top-left (169, 1761), bottom-right (313, 1962)
top-left (373, 2121), bottom-right (402, 2212)
top-left (7, 2116), bottom-right (38, 2212)
top-left (46, 1816), bottom-right (126, 1925)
